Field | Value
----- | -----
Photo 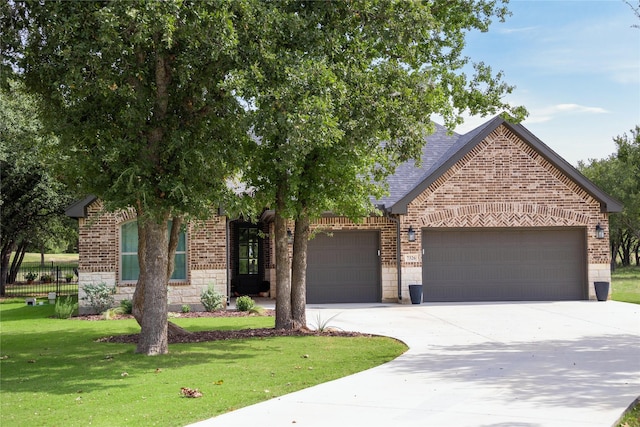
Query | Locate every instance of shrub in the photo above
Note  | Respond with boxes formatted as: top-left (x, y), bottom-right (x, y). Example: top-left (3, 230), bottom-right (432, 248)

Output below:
top-left (235, 296), bottom-right (255, 312)
top-left (54, 296), bottom-right (78, 319)
top-left (25, 272), bottom-right (37, 281)
top-left (181, 304), bottom-right (191, 313)
top-left (119, 299), bottom-right (133, 315)
top-left (82, 282), bottom-right (116, 314)
top-left (200, 284), bottom-right (224, 312)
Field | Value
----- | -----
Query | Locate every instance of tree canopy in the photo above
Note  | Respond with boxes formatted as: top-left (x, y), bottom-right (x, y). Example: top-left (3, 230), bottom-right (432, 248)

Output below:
top-left (2, 1), bottom-right (249, 354)
top-left (2, 0), bottom-right (526, 350)
top-left (232, 1), bottom-right (526, 328)
top-left (0, 80), bottom-right (75, 294)
top-left (579, 126), bottom-right (640, 267)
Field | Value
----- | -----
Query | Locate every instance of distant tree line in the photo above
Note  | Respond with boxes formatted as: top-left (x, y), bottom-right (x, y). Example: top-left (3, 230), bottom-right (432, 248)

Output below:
top-left (578, 126), bottom-right (640, 269)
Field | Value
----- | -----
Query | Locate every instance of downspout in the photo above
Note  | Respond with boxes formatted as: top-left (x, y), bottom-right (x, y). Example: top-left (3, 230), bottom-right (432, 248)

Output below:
top-left (225, 216), bottom-right (230, 306)
top-left (385, 210), bottom-right (403, 302)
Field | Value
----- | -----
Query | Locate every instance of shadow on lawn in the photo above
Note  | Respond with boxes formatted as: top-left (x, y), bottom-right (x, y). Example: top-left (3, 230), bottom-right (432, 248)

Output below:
top-left (1, 307), bottom-right (279, 396)
top-left (388, 333), bottom-right (640, 411)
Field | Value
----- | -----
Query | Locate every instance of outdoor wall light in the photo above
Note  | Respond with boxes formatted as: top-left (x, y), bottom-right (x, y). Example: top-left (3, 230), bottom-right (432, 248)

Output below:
top-left (408, 226), bottom-right (416, 242)
top-left (595, 223), bottom-right (605, 239)
top-left (287, 229), bottom-right (294, 244)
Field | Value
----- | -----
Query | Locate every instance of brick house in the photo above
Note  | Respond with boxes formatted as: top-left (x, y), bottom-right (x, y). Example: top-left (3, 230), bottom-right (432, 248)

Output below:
top-left (66, 117), bottom-right (621, 312)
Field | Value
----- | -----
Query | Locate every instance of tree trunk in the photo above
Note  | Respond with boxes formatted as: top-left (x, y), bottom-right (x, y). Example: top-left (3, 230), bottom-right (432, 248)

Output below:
top-left (133, 214), bottom-right (191, 346)
top-left (274, 189), bottom-right (293, 329)
top-left (135, 217), bottom-right (170, 355)
top-left (132, 211), bottom-right (148, 327)
top-left (291, 215), bottom-right (310, 330)
top-left (0, 243), bottom-right (12, 296)
top-left (166, 217), bottom-right (191, 337)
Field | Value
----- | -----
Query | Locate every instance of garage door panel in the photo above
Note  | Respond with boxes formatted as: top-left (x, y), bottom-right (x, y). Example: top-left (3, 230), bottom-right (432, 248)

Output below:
top-left (423, 228), bottom-right (586, 302)
top-left (307, 231), bottom-right (380, 303)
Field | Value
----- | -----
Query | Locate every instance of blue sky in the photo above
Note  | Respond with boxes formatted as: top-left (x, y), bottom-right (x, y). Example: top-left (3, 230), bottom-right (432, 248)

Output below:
top-left (454, 0), bottom-right (640, 166)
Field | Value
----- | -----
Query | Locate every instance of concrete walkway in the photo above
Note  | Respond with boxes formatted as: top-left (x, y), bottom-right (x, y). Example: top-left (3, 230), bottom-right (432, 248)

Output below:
top-left (188, 301), bottom-right (640, 427)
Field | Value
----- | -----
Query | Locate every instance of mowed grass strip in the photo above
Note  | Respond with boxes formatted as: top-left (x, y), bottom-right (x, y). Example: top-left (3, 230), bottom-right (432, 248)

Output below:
top-left (611, 266), bottom-right (640, 305)
top-left (0, 303), bottom-right (406, 427)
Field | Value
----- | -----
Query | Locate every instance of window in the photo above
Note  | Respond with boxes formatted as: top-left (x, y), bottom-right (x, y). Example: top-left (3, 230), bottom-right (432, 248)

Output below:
top-left (120, 221), bottom-right (187, 281)
top-left (238, 226), bottom-right (259, 275)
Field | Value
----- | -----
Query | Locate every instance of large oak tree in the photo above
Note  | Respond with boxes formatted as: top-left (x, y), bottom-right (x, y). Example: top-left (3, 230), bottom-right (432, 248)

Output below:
top-left (232, 1), bottom-right (526, 329)
top-left (2, 1), bottom-right (249, 355)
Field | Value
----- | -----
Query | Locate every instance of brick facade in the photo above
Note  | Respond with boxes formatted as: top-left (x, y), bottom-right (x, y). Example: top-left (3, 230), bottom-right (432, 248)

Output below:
top-left (77, 201), bottom-right (227, 313)
top-left (75, 124), bottom-right (613, 309)
top-left (400, 125), bottom-right (610, 300)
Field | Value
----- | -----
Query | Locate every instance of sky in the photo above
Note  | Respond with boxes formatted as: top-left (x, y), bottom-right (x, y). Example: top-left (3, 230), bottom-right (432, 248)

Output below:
top-left (453, 0), bottom-right (640, 166)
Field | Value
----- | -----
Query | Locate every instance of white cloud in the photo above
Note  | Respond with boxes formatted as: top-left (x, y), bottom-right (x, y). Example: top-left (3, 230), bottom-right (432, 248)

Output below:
top-left (525, 103), bottom-right (609, 124)
top-left (497, 26), bottom-right (538, 34)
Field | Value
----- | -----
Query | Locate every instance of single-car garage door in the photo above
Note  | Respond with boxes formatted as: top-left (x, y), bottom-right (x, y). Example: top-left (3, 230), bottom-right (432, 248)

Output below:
top-left (306, 231), bottom-right (380, 303)
top-left (422, 228), bottom-right (587, 302)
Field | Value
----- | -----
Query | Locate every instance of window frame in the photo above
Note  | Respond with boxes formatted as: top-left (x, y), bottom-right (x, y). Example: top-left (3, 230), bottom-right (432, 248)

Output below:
top-left (119, 220), bottom-right (188, 283)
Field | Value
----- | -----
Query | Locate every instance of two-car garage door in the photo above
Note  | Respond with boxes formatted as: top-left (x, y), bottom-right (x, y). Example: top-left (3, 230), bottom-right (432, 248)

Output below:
top-left (422, 228), bottom-right (587, 302)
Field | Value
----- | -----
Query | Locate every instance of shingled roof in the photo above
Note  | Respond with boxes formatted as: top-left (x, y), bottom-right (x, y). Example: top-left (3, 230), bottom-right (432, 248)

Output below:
top-left (67, 117), bottom-right (622, 219)
top-left (379, 116), bottom-right (623, 215)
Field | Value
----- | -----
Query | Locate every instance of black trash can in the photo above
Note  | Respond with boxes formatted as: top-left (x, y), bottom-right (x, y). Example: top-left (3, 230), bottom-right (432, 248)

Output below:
top-left (594, 281), bottom-right (610, 302)
top-left (409, 284), bottom-right (423, 304)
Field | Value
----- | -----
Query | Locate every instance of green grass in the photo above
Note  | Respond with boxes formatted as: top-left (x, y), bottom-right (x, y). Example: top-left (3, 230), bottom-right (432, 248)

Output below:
top-left (0, 303), bottom-right (406, 427)
top-left (11, 252), bottom-right (79, 264)
top-left (10, 252), bottom-right (78, 264)
top-left (611, 266), bottom-right (640, 305)
top-left (612, 266), bottom-right (640, 427)
top-left (619, 399), bottom-right (640, 427)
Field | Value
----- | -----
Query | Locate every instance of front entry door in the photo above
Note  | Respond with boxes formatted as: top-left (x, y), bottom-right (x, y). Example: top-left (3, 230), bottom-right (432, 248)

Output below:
top-left (235, 224), bottom-right (262, 295)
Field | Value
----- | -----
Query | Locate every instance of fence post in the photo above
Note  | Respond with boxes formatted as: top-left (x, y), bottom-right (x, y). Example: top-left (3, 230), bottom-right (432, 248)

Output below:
top-left (56, 266), bottom-right (60, 295)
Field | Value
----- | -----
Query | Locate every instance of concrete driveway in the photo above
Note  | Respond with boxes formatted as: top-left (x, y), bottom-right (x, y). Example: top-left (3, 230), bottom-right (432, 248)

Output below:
top-left (189, 301), bottom-right (640, 427)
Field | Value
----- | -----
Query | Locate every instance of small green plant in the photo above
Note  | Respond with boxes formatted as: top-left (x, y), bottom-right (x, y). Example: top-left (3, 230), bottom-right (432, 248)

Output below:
top-left (25, 272), bottom-right (37, 281)
top-left (82, 282), bottom-right (116, 314)
top-left (65, 273), bottom-right (74, 282)
top-left (40, 274), bottom-right (54, 283)
top-left (104, 307), bottom-right (125, 320)
top-left (181, 304), bottom-right (191, 313)
top-left (54, 296), bottom-right (78, 319)
top-left (119, 299), bottom-right (133, 314)
top-left (200, 284), bottom-right (224, 312)
top-left (311, 312), bottom-right (342, 332)
top-left (235, 295), bottom-right (255, 312)
top-left (248, 305), bottom-right (265, 316)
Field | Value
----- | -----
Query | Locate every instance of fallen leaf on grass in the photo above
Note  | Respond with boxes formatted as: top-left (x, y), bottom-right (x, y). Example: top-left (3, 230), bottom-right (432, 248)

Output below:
top-left (214, 379), bottom-right (224, 385)
top-left (180, 387), bottom-right (203, 398)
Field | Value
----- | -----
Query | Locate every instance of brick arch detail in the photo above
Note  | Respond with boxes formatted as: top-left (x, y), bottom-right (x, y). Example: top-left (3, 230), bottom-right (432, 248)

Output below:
top-left (418, 203), bottom-right (590, 228)
top-left (114, 208), bottom-right (136, 225)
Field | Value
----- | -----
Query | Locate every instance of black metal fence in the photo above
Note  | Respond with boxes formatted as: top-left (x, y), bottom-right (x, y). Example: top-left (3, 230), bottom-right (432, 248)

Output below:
top-left (5, 262), bottom-right (79, 297)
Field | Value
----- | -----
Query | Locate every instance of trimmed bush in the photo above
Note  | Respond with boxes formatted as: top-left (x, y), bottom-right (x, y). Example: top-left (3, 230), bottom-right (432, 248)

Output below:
top-left (119, 299), bottom-right (133, 314)
top-left (200, 284), bottom-right (224, 312)
top-left (82, 282), bottom-right (116, 314)
top-left (235, 296), bottom-right (255, 312)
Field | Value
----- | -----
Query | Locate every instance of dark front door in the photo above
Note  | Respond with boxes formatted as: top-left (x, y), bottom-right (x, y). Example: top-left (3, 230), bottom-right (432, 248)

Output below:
top-left (235, 224), bottom-right (262, 295)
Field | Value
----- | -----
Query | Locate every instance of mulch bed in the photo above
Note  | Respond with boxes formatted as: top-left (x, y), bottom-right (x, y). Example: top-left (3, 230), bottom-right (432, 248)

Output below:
top-left (82, 309), bottom-right (371, 344)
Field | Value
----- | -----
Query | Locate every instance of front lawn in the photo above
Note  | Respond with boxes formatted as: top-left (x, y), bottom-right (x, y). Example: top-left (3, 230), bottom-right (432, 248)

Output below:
top-left (0, 303), bottom-right (406, 427)
top-left (611, 266), bottom-right (640, 305)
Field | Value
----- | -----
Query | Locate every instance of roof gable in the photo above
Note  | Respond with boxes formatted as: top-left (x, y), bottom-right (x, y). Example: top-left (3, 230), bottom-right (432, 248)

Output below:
top-left (386, 116), bottom-right (622, 214)
top-left (65, 195), bottom-right (98, 219)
